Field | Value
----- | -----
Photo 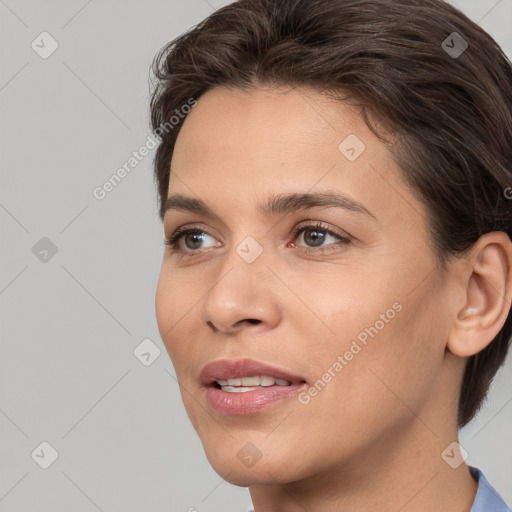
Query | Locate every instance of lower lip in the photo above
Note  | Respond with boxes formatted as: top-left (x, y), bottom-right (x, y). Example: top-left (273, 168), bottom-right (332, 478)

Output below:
top-left (205, 383), bottom-right (307, 415)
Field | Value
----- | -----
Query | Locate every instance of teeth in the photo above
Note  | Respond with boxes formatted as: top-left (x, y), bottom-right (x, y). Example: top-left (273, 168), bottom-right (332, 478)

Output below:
top-left (240, 376), bottom-right (260, 386)
top-left (260, 376), bottom-right (275, 386)
top-left (216, 375), bottom-right (293, 391)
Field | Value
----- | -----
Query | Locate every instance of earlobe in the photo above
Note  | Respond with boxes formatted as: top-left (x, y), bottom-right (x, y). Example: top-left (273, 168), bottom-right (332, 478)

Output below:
top-left (447, 232), bottom-right (512, 358)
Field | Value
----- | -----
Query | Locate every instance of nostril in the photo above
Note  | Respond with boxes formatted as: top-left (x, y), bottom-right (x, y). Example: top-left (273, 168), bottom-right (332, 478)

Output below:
top-left (206, 320), bottom-right (219, 332)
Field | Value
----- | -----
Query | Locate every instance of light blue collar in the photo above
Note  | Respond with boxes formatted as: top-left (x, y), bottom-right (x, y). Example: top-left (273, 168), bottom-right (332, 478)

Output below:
top-left (469, 466), bottom-right (511, 512)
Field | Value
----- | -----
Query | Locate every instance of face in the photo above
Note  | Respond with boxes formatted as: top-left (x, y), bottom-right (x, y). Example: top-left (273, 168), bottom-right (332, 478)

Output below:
top-left (155, 85), bottom-right (458, 487)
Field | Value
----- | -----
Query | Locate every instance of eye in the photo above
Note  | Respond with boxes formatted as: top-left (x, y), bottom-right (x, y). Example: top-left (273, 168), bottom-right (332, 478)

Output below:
top-left (164, 221), bottom-right (352, 258)
top-left (164, 226), bottom-right (221, 256)
top-left (290, 222), bottom-right (351, 253)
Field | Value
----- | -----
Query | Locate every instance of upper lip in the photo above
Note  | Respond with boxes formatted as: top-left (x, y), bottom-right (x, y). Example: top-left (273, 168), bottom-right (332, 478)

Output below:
top-left (200, 358), bottom-right (306, 386)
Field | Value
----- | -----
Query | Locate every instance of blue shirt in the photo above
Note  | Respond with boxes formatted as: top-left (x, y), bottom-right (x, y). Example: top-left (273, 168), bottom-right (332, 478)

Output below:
top-left (470, 467), bottom-right (511, 512)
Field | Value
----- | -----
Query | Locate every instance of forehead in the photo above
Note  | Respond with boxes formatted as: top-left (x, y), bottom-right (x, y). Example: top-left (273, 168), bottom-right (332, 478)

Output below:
top-left (173, 87), bottom-right (388, 176)
top-left (173, 85), bottom-right (375, 160)
top-left (168, 85), bottom-right (421, 229)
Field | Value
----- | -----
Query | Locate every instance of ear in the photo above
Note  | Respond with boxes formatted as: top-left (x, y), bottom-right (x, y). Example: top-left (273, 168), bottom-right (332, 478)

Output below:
top-left (447, 232), bottom-right (512, 358)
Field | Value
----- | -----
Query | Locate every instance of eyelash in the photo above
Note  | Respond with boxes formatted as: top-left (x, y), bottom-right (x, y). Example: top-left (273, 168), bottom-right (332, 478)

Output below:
top-left (164, 222), bottom-right (352, 258)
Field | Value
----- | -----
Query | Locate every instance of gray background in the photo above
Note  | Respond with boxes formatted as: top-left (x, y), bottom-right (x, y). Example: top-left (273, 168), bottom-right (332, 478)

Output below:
top-left (0, 1), bottom-right (510, 510)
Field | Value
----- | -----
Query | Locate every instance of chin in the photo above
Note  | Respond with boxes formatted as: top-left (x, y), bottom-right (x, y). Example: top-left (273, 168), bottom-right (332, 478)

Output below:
top-left (200, 436), bottom-right (309, 487)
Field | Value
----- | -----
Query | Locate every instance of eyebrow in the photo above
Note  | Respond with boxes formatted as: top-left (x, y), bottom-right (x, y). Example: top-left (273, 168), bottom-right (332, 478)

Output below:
top-left (163, 191), bottom-right (376, 221)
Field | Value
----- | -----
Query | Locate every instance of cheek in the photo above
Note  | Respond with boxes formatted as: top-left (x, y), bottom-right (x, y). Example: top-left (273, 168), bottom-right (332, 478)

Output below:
top-left (155, 270), bottom-right (174, 341)
top-left (155, 266), bottom-right (194, 363)
top-left (292, 302), bottom-right (442, 464)
top-left (155, 262), bottom-right (202, 330)
top-left (298, 261), bottom-right (446, 413)
top-left (330, 280), bottom-right (448, 423)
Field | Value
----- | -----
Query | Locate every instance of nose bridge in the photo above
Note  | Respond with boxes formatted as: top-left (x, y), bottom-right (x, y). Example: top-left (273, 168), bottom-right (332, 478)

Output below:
top-left (201, 233), bottom-right (281, 333)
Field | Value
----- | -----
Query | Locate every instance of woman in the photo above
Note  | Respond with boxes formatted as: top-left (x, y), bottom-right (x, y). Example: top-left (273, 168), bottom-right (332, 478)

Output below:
top-left (151, 0), bottom-right (512, 510)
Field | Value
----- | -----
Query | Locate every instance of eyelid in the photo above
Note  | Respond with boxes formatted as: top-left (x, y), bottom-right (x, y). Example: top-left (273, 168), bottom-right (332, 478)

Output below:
top-left (165, 221), bottom-right (219, 241)
top-left (291, 220), bottom-right (352, 242)
top-left (165, 223), bottom-right (221, 253)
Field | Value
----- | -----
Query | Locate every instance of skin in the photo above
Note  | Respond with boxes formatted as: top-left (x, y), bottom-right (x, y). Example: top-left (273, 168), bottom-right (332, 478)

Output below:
top-left (155, 85), bottom-right (512, 511)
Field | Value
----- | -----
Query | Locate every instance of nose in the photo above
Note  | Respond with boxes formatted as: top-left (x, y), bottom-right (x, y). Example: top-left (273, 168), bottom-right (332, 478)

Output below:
top-left (201, 254), bottom-right (282, 336)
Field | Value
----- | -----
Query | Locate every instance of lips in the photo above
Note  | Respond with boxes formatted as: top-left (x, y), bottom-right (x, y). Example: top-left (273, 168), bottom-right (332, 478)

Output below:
top-left (200, 358), bottom-right (307, 415)
top-left (200, 358), bottom-right (306, 386)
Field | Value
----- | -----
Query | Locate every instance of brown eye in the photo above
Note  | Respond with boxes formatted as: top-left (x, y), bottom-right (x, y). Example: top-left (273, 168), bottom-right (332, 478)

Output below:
top-left (182, 231), bottom-right (208, 250)
top-left (300, 228), bottom-right (329, 247)
top-left (165, 227), bottom-right (221, 255)
top-left (292, 222), bottom-right (351, 251)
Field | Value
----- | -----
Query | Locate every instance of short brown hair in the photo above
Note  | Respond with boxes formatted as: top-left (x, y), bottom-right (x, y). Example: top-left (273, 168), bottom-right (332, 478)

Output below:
top-left (150, 0), bottom-right (512, 427)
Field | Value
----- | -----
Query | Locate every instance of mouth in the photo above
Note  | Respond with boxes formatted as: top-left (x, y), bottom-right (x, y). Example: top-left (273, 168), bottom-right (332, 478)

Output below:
top-left (200, 359), bottom-right (307, 415)
top-left (213, 375), bottom-right (299, 392)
